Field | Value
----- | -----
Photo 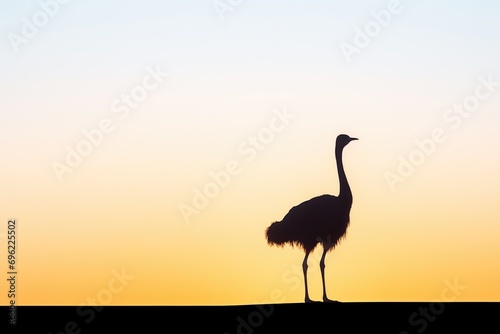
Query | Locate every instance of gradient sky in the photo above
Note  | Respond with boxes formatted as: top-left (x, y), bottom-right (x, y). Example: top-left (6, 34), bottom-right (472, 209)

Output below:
top-left (1, 0), bottom-right (499, 305)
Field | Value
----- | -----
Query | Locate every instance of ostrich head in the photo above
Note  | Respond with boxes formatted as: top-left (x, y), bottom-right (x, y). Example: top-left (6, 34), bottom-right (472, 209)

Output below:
top-left (336, 134), bottom-right (358, 149)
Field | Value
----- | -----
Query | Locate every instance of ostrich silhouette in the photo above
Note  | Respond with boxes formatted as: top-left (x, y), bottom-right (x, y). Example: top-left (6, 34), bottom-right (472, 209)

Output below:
top-left (265, 134), bottom-right (358, 303)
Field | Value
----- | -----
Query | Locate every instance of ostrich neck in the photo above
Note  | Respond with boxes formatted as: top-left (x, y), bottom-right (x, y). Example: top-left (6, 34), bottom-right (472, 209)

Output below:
top-left (335, 147), bottom-right (352, 200)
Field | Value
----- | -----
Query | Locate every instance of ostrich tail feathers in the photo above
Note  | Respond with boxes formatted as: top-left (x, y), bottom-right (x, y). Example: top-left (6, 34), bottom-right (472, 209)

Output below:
top-left (266, 221), bottom-right (289, 246)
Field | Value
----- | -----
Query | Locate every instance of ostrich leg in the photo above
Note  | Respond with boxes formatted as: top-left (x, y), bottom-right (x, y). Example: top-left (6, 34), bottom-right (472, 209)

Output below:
top-left (302, 250), bottom-right (313, 303)
top-left (320, 246), bottom-right (335, 302)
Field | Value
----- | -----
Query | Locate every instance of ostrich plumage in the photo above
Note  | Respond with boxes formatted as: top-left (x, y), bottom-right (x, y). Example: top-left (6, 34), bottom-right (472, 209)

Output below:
top-left (265, 134), bottom-right (358, 302)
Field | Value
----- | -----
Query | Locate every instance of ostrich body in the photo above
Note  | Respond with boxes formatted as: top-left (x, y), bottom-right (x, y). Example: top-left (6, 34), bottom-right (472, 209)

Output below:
top-left (265, 134), bottom-right (358, 303)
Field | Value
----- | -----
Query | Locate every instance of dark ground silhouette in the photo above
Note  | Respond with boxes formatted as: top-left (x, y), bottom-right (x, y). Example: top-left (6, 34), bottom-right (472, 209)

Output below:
top-left (5, 304), bottom-right (497, 333)
top-left (266, 134), bottom-right (358, 302)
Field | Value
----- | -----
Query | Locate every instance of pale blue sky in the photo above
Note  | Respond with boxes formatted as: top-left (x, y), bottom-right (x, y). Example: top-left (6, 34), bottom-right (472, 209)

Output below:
top-left (2, 1), bottom-right (500, 76)
top-left (1, 0), bottom-right (499, 175)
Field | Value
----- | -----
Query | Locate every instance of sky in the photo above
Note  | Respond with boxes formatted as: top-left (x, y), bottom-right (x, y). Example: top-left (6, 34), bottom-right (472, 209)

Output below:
top-left (0, 0), bottom-right (499, 305)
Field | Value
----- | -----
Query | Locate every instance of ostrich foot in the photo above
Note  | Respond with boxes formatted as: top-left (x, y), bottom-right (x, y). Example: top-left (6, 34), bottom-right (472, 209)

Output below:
top-left (323, 297), bottom-right (340, 303)
top-left (304, 297), bottom-right (320, 303)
